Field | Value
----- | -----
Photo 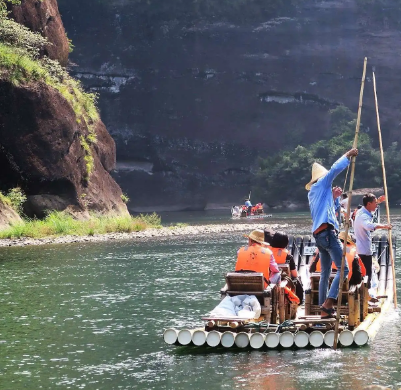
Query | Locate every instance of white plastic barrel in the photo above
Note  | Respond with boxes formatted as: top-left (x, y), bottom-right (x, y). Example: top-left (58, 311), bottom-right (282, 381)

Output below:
top-left (353, 329), bottom-right (369, 346)
top-left (309, 331), bottom-right (324, 348)
top-left (294, 331), bottom-right (309, 348)
top-left (163, 328), bottom-right (179, 345)
top-left (235, 332), bottom-right (250, 348)
top-left (221, 331), bottom-right (236, 348)
top-left (249, 333), bottom-right (265, 349)
top-left (339, 330), bottom-right (354, 347)
top-left (279, 331), bottom-right (294, 348)
top-left (265, 333), bottom-right (280, 348)
top-left (206, 330), bottom-right (221, 347)
top-left (192, 330), bottom-right (207, 346)
top-left (178, 329), bottom-right (194, 345)
top-left (323, 330), bottom-right (336, 347)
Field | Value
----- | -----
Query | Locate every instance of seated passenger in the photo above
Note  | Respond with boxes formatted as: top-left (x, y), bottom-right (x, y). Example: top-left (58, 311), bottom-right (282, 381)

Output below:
top-left (265, 229), bottom-right (304, 303)
top-left (309, 232), bottom-right (365, 286)
top-left (265, 230), bottom-right (298, 279)
top-left (235, 229), bottom-right (281, 286)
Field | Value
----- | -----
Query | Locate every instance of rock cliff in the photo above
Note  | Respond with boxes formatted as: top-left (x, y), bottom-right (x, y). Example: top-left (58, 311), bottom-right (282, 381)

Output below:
top-left (0, 0), bottom-right (129, 220)
top-left (49, 1), bottom-right (401, 209)
top-left (8, 0), bottom-right (69, 66)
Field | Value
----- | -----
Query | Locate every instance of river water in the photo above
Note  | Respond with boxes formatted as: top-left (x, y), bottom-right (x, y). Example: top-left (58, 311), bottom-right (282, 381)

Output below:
top-left (0, 210), bottom-right (400, 390)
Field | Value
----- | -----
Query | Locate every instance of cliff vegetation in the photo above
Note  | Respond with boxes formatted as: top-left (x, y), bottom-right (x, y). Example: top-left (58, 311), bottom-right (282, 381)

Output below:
top-left (254, 106), bottom-right (401, 206)
top-left (0, 0), bottom-right (130, 230)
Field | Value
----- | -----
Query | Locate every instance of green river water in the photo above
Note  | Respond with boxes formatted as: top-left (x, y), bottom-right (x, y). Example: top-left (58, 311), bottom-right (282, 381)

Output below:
top-left (0, 210), bottom-right (400, 390)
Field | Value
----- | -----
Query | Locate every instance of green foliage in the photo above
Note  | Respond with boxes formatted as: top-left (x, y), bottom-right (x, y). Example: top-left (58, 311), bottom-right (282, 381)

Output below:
top-left (0, 187), bottom-right (26, 214)
top-left (80, 135), bottom-right (94, 181)
top-left (253, 105), bottom-right (400, 205)
top-left (0, 18), bottom-right (47, 56)
top-left (0, 191), bottom-right (11, 206)
top-left (0, 16), bottom-right (99, 183)
top-left (6, 187), bottom-right (26, 214)
top-left (66, 33), bottom-right (74, 53)
top-left (0, 211), bottom-right (162, 238)
top-left (121, 193), bottom-right (130, 204)
top-left (0, 0), bottom-right (20, 20)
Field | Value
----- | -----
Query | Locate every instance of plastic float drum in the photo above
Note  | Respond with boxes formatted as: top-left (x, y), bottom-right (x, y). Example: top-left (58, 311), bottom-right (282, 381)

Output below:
top-left (249, 333), bottom-right (265, 349)
top-left (234, 332), bottom-right (250, 348)
top-left (353, 329), bottom-right (369, 346)
top-left (339, 330), bottom-right (354, 347)
top-left (206, 330), bottom-right (221, 347)
top-left (192, 330), bottom-right (207, 346)
top-left (323, 330), bottom-right (336, 347)
top-left (309, 331), bottom-right (324, 348)
top-left (279, 331), bottom-right (294, 348)
top-left (178, 329), bottom-right (194, 345)
top-left (163, 328), bottom-right (179, 345)
top-left (294, 331), bottom-right (309, 348)
top-left (265, 333), bottom-right (280, 348)
top-left (221, 331), bottom-right (236, 348)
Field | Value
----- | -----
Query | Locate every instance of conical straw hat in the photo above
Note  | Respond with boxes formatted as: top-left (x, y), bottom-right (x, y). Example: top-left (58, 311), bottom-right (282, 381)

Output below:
top-left (305, 162), bottom-right (328, 191)
top-left (338, 231), bottom-right (354, 245)
top-left (244, 229), bottom-right (266, 245)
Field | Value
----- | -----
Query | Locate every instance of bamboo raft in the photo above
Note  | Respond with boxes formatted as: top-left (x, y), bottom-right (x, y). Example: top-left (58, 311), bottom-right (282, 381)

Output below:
top-left (163, 234), bottom-right (395, 350)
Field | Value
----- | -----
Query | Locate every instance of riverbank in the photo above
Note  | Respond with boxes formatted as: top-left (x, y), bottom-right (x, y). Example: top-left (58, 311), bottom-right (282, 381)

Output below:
top-left (0, 222), bottom-right (292, 247)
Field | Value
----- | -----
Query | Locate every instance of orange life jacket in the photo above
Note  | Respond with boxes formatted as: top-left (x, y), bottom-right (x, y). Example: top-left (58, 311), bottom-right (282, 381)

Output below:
top-left (284, 286), bottom-right (300, 305)
top-left (235, 244), bottom-right (272, 285)
top-left (269, 247), bottom-right (288, 264)
top-left (315, 244), bottom-right (358, 280)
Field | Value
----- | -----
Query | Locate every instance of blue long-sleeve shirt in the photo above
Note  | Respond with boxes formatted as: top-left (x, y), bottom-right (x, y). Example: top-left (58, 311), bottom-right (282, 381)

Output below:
top-left (308, 155), bottom-right (350, 233)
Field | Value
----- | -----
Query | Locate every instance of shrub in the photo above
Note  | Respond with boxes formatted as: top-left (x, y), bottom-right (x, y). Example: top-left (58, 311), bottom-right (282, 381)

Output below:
top-left (121, 193), bottom-right (130, 203)
top-left (6, 187), bottom-right (26, 214)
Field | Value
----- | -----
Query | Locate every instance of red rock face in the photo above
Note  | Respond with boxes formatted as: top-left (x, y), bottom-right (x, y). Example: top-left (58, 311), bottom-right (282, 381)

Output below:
top-left (9, 0), bottom-right (69, 66)
top-left (0, 80), bottom-right (129, 218)
top-left (0, 200), bottom-right (22, 229)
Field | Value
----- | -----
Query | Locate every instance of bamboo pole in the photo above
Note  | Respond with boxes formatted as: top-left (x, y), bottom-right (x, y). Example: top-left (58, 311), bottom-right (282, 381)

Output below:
top-left (333, 57), bottom-right (367, 349)
top-left (372, 71), bottom-right (397, 308)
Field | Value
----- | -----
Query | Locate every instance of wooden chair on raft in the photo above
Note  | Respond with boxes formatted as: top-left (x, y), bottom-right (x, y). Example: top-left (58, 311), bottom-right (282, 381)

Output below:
top-left (220, 271), bottom-right (299, 324)
top-left (220, 272), bottom-right (278, 323)
top-left (305, 272), bottom-right (368, 329)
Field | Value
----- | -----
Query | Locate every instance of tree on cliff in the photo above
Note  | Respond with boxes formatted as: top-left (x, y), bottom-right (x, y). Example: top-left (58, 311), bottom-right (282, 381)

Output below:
top-left (0, 0), bottom-right (19, 19)
top-left (253, 106), bottom-right (401, 206)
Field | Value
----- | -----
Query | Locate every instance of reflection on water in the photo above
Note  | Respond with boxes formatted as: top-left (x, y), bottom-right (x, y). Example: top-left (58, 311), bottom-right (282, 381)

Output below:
top-left (0, 211), bottom-right (400, 389)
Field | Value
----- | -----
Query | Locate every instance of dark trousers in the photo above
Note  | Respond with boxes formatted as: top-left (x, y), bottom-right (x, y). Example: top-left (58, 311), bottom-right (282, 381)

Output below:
top-left (359, 254), bottom-right (373, 289)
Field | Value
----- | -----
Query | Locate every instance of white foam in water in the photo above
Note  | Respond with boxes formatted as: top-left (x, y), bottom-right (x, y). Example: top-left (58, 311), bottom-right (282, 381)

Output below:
top-left (265, 333), bottom-right (280, 348)
top-left (206, 330), bottom-right (221, 347)
top-left (221, 332), bottom-right (235, 348)
top-left (177, 329), bottom-right (193, 345)
top-left (279, 331), bottom-right (294, 348)
top-left (234, 332), bottom-right (250, 348)
top-left (339, 330), bottom-right (354, 347)
top-left (163, 328), bottom-right (178, 345)
top-left (323, 330), bottom-right (336, 347)
top-left (249, 333), bottom-right (265, 349)
top-left (294, 331), bottom-right (309, 348)
top-left (309, 331), bottom-right (324, 348)
top-left (354, 329), bottom-right (369, 346)
top-left (192, 330), bottom-right (207, 346)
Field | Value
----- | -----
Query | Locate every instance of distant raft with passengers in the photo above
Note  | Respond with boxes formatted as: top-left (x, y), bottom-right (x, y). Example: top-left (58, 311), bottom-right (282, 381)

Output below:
top-left (231, 203), bottom-right (272, 219)
top-left (163, 234), bottom-right (395, 350)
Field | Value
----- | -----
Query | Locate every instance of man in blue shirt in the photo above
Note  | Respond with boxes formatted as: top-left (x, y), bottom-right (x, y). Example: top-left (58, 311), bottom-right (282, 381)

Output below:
top-left (244, 199), bottom-right (252, 216)
top-left (306, 148), bottom-right (358, 318)
top-left (354, 193), bottom-right (391, 294)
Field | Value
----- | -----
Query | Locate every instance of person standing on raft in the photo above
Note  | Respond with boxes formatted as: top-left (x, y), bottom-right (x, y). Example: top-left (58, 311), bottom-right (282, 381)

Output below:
top-left (305, 148), bottom-right (358, 319)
